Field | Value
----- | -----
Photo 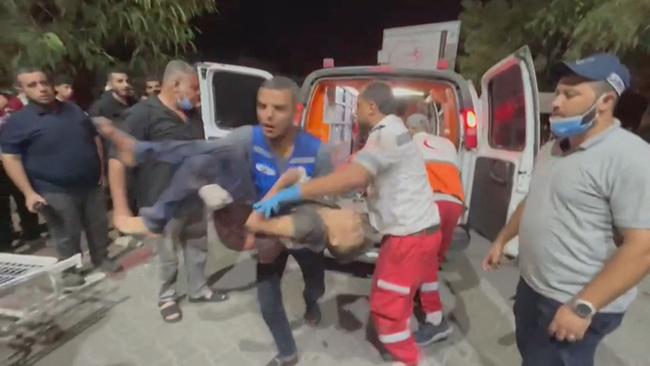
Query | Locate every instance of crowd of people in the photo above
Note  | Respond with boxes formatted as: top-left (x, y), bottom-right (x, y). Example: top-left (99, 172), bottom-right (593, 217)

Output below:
top-left (1, 52), bottom-right (649, 366)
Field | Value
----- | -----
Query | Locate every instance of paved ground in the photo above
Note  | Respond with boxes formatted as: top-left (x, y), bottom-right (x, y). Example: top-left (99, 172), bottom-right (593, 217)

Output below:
top-left (4, 216), bottom-right (648, 366)
top-left (33, 246), bottom-right (483, 366)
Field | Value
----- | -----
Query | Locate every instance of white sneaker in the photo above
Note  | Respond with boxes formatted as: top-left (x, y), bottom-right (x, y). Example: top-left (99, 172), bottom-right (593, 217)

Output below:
top-left (199, 184), bottom-right (233, 210)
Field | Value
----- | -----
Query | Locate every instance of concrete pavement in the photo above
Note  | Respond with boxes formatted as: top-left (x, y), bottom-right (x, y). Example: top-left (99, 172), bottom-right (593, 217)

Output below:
top-left (8, 223), bottom-right (648, 366)
top-left (35, 246), bottom-right (483, 366)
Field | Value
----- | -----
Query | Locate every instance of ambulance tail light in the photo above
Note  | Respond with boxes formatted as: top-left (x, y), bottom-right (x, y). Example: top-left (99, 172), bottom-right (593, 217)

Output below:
top-left (463, 108), bottom-right (478, 149)
top-left (294, 103), bottom-right (304, 126)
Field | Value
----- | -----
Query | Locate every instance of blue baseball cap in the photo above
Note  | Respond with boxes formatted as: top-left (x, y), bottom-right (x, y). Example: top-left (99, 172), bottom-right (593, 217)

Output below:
top-left (552, 53), bottom-right (631, 95)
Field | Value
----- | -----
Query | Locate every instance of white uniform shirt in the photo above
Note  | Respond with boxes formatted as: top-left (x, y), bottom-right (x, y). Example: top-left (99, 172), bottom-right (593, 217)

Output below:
top-left (354, 115), bottom-right (439, 236)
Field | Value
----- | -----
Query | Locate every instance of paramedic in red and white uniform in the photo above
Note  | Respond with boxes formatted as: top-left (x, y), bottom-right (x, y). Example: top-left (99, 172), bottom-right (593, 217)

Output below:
top-left (254, 82), bottom-right (448, 365)
top-left (406, 113), bottom-right (465, 264)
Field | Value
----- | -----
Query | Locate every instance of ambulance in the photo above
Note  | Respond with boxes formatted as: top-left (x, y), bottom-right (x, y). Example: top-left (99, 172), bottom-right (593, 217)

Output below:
top-left (197, 46), bottom-right (540, 262)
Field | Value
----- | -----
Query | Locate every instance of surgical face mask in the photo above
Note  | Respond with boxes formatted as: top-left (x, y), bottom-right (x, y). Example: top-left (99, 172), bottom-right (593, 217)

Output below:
top-left (177, 96), bottom-right (194, 111)
top-left (549, 97), bottom-right (601, 138)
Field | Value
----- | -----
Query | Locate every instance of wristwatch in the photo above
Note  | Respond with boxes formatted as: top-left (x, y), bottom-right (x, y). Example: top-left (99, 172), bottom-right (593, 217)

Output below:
top-left (572, 299), bottom-right (596, 319)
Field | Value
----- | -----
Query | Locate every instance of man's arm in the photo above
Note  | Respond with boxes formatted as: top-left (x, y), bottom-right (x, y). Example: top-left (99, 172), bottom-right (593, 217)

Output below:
top-left (253, 133), bottom-right (389, 217)
top-left (482, 199), bottom-right (526, 271)
top-left (1, 154), bottom-right (46, 212)
top-left (95, 136), bottom-right (105, 185)
top-left (495, 200), bottom-right (526, 246)
top-left (264, 168), bottom-right (304, 199)
top-left (577, 228), bottom-right (650, 310)
top-left (108, 159), bottom-right (131, 216)
top-left (300, 163), bottom-right (371, 199)
top-left (245, 168), bottom-right (307, 234)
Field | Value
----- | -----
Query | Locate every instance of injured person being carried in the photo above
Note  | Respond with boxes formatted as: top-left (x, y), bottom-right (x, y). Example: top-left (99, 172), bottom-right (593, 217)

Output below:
top-left (94, 117), bottom-right (375, 262)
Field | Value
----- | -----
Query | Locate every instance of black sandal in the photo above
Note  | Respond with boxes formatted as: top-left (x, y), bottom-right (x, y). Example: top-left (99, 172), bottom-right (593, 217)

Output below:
top-left (159, 301), bottom-right (182, 323)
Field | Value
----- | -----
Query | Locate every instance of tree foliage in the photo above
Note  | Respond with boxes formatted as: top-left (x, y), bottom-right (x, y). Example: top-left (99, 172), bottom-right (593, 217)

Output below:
top-left (459, 0), bottom-right (650, 93)
top-left (0, 0), bottom-right (217, 85)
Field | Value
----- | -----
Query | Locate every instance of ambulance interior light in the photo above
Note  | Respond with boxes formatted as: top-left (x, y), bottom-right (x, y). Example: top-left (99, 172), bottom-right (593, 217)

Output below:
top-left (392, 87), bottom-right (425, 97)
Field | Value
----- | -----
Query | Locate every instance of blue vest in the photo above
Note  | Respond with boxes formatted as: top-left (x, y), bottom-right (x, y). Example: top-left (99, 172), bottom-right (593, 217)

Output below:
top-left (251, 126), bottom-right (321, 200)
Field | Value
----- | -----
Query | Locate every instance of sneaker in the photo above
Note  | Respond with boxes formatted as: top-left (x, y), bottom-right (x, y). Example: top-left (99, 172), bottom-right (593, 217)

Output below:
top-left (265, 354), bottom-right (298, 366)
top-left (414, 318), bottom-right (453, 346)
top-left (304, 302), bottom-right (322, 327)
top-left (96, 258), bottom-right (123, 273)
top-left (188, 290), bottom-right (229, 303)
top-left (62, 269), bottom-right (86, 288)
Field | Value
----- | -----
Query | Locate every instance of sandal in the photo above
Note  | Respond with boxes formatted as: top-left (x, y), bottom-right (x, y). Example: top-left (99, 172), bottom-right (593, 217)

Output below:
top-left (189, 290), bottom-right (229, 303)
top-left (159, 301), bottom-right (182, 323)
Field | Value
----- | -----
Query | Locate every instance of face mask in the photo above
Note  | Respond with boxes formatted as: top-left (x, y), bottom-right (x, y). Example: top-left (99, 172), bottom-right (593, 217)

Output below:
top-left (177, 96), bottom-right (194, 111)
top-left (548, 97), bottom-right (601, 138)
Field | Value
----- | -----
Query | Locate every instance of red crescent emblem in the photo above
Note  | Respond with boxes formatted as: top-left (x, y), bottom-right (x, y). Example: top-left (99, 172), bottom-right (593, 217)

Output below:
top-left (423, 140), bottom-right (438, 150)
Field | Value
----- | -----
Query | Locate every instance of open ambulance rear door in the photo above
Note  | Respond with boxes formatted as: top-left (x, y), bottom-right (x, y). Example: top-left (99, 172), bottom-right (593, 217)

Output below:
top-left (197, 63), bottom-right (272, 139)
top-left (467, 46), bottom-right (540, 249)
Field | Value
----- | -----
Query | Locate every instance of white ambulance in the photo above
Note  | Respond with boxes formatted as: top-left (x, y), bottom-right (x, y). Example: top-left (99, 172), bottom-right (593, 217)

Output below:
top-left (197, 46), bottom-right (540, 262)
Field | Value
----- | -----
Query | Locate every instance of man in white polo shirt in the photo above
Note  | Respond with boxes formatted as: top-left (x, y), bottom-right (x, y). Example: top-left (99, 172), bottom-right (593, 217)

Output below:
top-left (483, 54), bottom-right (650, 366)
top-left (254, 81), bottom-right (446, 366)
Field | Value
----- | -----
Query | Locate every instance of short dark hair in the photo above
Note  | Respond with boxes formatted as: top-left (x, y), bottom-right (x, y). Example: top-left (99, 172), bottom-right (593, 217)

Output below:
top-left (360, 81), bottom-right (395, 115)
top-left (107, 68), bottom-right (128, 81)
top-left (14, 67), bottom-right (46, 84)
top-left (260, 76), bottom-right (300, 104)
top-left (144, 74), bottom-right (160, 83)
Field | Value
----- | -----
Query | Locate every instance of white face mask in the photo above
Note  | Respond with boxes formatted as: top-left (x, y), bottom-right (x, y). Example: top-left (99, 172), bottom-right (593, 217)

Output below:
top-left (548, 95), bottom-right (604, 138)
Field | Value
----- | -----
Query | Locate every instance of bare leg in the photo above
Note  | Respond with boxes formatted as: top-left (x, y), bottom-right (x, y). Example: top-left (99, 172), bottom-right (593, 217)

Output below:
top-left (92, 117), bottom-right (138, 166)
top-left (113, 215), bottom-right (158, 237)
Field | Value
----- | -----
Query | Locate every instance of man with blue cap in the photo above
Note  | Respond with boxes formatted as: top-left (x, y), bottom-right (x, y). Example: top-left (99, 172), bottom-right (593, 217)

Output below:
top-left (483, 53), bottom-right (650, 365)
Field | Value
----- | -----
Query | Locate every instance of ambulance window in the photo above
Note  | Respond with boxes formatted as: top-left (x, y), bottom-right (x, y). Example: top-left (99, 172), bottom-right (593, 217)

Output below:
top-left (212, 71), bottom-right (265, 128)
top-left (488, 65), bottom-right (526, 151)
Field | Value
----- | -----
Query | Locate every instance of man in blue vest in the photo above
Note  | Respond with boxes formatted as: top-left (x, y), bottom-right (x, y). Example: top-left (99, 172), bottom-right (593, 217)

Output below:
top-left (97, 76), bottom-right (332, 366)
top-left (245, 77), bottom-right (332, 366)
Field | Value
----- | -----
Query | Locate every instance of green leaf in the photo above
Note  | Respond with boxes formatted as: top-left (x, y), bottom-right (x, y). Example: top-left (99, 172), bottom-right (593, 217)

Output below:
top-left (43, 32), bottom-right (65, 52)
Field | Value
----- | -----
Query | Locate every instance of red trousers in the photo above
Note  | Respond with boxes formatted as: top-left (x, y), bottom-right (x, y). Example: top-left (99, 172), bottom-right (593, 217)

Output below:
top-left (436, 200), bottom-right (465, 263)
top-left (370, 230), bottom-right (442, 366)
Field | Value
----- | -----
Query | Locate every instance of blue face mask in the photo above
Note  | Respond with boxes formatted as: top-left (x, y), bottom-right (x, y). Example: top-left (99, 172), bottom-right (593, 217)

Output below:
top-left (548, 100), bottom-right (599, 139)
top-left (177, 96), bottom-right (194, 111)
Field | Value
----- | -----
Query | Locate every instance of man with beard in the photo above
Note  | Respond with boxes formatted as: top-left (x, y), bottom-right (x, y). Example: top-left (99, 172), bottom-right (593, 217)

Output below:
top-left (108, 60), bottom-right (229, 324)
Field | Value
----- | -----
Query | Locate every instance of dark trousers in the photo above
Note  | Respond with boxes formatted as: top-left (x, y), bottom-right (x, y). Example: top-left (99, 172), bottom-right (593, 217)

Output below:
top-left (257, 248), bottom-right (325, 358)
top-left (514, 278), bottom-right (623, 366)
top-left (40, 187), bottom-right (110, 264)
top-left (0, 165), bottom-right (40, 249)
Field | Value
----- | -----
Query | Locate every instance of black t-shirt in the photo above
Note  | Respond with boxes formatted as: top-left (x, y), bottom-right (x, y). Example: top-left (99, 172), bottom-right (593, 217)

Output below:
top-left (121, 96), bottom-right (204, 207)
top-left (88, 91), bottom-right (134, 123)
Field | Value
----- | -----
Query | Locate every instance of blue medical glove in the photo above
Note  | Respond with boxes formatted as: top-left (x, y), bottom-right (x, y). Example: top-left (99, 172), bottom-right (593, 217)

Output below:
top-left (253, 185), bottom-right (302, 218)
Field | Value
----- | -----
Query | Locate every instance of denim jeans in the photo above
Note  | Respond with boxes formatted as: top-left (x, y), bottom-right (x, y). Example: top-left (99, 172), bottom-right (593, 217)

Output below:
top-left (257, 248), bottom-right (325, 358)
top-left (514, 278), bottom-right (623, 366)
